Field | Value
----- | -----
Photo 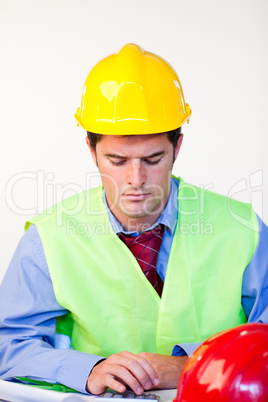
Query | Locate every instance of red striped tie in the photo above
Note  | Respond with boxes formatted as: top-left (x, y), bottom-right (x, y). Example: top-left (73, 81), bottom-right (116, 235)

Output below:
top-left (119, 225), bottom-right (164, 297)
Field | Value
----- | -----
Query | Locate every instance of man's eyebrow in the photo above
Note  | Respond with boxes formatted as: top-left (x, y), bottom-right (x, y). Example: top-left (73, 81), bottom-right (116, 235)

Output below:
top-left (104, 151), bottom-right (166, 159)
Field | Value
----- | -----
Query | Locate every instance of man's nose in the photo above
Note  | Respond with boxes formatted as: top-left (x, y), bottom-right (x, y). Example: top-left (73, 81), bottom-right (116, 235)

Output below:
top-left (127, 160), bottom-right (146, 188)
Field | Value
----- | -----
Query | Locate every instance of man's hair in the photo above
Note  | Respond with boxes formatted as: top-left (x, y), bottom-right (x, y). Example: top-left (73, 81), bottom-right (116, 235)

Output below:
top-left (87, 127), bottom-right (182, 154)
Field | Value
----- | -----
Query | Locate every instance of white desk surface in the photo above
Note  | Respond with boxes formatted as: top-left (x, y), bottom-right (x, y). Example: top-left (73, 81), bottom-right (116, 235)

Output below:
top-left (0, 380), bottom-right (177, 402)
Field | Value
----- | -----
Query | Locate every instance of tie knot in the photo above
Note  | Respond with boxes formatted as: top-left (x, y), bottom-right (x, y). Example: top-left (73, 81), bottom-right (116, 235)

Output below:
top-left (119, 224), bottom-right (165, 247)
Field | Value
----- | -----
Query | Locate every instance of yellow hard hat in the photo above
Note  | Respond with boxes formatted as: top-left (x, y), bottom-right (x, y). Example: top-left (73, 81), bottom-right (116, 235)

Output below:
top-left (75, 43), bottom-right (191, 135)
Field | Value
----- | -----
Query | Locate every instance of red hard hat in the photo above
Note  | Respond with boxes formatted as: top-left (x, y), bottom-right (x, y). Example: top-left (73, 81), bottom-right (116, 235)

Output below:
top-left (174, 323), bottom-right (268, 401)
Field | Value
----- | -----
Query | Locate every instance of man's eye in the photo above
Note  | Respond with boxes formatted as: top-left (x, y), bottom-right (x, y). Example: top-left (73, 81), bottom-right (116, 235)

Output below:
top-left (110, 160), bottom-right (126, 166)
top-left (144, 159), bottom-right (161, 165)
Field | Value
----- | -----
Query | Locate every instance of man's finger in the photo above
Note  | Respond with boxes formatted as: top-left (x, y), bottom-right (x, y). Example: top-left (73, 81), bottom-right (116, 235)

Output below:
top-left (117, 351), bottom-right (160, 389)
top-left (87, 370), bottom-right (127, 395)
top-left (87, 354), bottom-right (154, 395)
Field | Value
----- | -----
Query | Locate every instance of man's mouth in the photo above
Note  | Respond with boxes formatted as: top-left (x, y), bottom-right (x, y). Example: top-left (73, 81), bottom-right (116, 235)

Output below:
top-left (123, 193), bottom-right (150, 201)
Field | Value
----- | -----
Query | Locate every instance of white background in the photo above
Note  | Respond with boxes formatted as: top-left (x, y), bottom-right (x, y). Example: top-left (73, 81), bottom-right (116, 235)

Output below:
top-left (1, 0), bottom-right (268, 283)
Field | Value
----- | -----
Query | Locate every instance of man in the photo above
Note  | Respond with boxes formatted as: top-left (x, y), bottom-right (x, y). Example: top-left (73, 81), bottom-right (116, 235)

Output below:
top-left (0, 44), bottom-right (267, 395)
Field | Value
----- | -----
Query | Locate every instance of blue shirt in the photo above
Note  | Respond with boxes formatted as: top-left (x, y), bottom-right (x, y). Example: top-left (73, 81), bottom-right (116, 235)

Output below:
top-left (0, 178), bottom-right (268, 394)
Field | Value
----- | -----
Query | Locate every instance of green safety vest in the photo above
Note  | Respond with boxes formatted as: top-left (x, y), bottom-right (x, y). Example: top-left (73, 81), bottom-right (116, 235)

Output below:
top-left (26, 178), bottom-right (258, 358)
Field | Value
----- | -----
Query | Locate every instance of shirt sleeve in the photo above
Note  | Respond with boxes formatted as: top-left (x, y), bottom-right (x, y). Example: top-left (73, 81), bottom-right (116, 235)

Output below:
top-left (241, 214), bottom-right (268, 323)
top-left (171, 343), bottom-right (201, 357)
top-left (172, 213), bottom-right (268, 357)
top-left (0, 225), bottom-right (104, 394)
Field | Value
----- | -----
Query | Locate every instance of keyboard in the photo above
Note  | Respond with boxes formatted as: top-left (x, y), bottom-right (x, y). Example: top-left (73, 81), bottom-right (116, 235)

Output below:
top-left (95, 391), bottom-right (160, 402)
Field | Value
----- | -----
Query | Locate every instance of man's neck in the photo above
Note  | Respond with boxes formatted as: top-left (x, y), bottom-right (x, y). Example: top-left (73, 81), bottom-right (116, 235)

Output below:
top-left (118, 214), bottom-right (163, 234)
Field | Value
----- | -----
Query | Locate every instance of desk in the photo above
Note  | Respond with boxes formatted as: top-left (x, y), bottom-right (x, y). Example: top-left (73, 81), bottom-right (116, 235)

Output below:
top-left (0, 380), bottom-right (177, 402)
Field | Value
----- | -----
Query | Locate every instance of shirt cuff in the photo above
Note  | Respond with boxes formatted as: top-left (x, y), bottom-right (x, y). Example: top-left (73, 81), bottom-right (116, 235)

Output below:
top-left (171, 342), bottom-right (201, 357)
top-left (57, 350), bottom-right (105, 394)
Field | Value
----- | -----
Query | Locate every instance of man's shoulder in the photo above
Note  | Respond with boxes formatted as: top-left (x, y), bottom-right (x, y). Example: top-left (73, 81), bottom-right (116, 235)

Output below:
top-left (25, 185), bottom-right (103, 230)
top-left (178, 178), bottom-right (251, 210)
top-left (178, 178), bottom-right (258, 234)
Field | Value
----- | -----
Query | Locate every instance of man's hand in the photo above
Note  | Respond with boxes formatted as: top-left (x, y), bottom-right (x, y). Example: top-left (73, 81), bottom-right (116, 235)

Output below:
top-left (138, 352), bottom-right (188, 389)
top-left (86, 351), bottom-right (160, 395)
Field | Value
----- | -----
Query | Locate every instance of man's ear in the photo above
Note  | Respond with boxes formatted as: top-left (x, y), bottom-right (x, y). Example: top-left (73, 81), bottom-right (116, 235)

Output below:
top-left (174, 134), bottom-right (183, 161)
top-left (86, 137), bottom-right (98, 166)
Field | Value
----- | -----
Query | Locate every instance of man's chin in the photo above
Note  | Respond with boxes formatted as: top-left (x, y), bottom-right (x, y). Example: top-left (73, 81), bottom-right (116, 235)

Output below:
top-left (118, 204), bottom-right (162, 220)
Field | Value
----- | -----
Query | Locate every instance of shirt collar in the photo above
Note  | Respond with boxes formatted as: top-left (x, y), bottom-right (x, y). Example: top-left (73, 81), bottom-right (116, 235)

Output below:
top-left (102, 177), bottom-right (179, 236)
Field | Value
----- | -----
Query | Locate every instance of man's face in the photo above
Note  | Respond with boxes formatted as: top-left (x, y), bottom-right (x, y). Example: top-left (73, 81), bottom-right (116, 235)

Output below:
top-left (88, 134), bottom-right (182, 231)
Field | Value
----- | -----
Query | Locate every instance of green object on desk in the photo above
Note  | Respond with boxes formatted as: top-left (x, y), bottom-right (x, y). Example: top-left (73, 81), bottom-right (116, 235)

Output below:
top-left (16, 377), bottom-right (78, 393)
